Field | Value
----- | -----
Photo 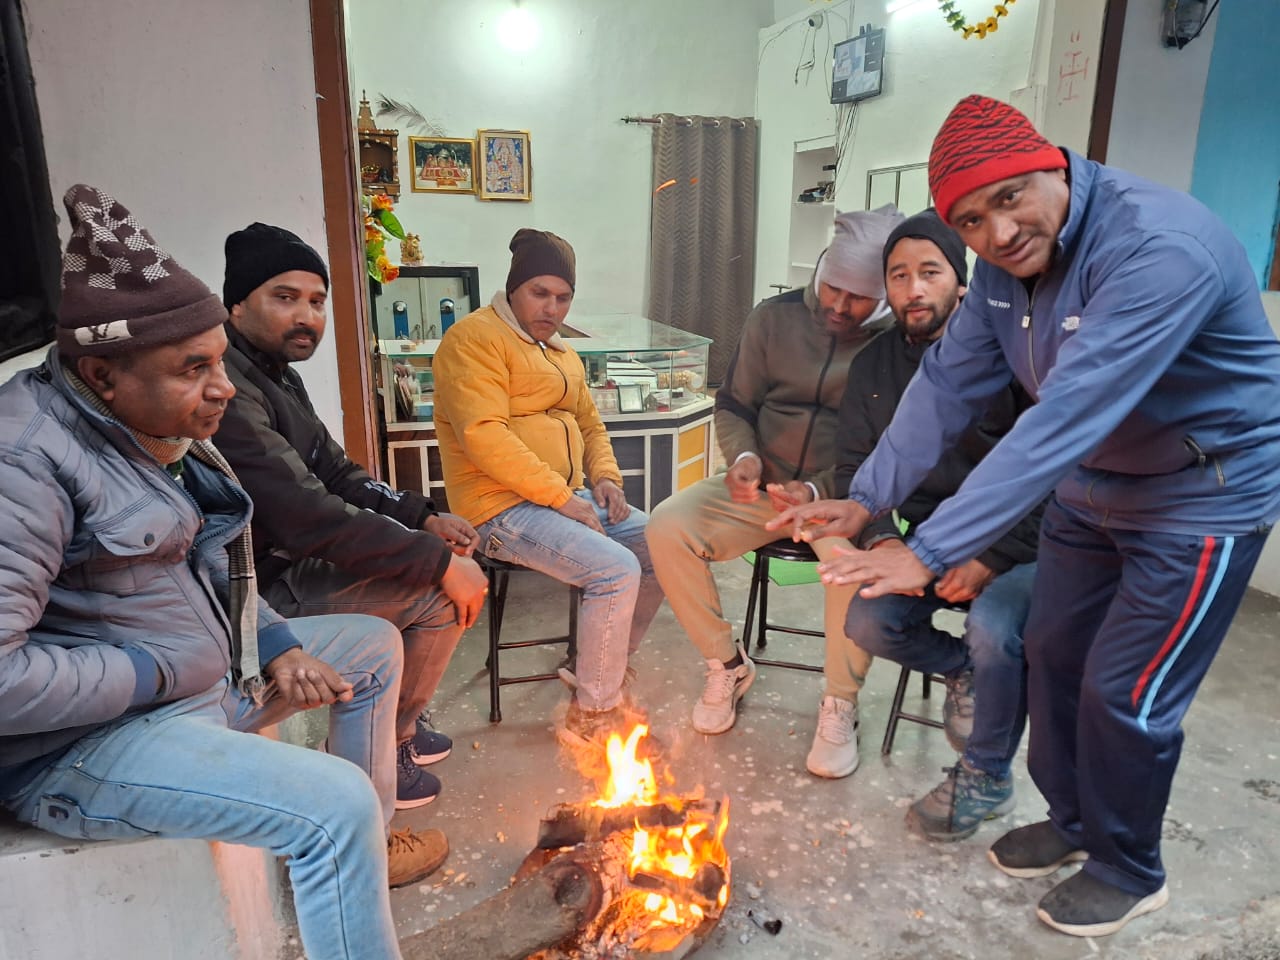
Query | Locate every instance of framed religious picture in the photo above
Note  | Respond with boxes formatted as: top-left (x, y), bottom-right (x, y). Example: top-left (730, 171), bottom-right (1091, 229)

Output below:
top-left (476, 129), bottom-right (532, 201)
top-left (409, 136), bottom-right (476, 194)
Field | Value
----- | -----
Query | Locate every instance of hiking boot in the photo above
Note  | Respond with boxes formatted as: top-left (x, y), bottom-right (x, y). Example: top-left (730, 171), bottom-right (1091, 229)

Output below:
top-left (387, 827), bottom-right (449, 888)
top-left (691, 647), bottom-right (756, 735)
top-left (557, 699), bottom-right (660, 752)
top-left (988, 820), bottom-right (1088, 878)
top-left (1037, 870), bottom-right (1169, 937)
top-left (907, 758), bottom-right (1015, 841)
top-left (395, 741), bottom-right (442, 810)
top-left (942, 668), bottom-right (975, 752)
top-left (405, 719), bottom-right (452, 766)
top-left (805, 696), bottom-right (860, 779)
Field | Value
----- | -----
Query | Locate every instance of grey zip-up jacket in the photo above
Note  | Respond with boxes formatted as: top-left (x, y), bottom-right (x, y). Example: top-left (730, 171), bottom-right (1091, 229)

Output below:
top-left (714, 277), bottom-right (892, 498)
top-left (0, 352), bottom-right (297, 772)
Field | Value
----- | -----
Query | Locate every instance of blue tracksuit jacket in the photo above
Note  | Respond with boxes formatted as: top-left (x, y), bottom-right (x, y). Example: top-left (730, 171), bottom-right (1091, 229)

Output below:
top-left (849, 150), bottom-right (1280, 573)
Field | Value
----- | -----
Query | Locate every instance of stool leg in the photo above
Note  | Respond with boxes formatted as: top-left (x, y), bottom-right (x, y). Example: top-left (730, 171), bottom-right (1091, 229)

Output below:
top-left (880, 666), bottom-right (913, 756)
top-left (740, 554), bottom-right (764, 652)
top-left (756, 555), bottom-right (771, 651)
top-left (566, 586), bottom-right (581, 665)
top-left (922, 672), bottom-right (932, 698)
top-left (487, 568), bottom-right (507, 723)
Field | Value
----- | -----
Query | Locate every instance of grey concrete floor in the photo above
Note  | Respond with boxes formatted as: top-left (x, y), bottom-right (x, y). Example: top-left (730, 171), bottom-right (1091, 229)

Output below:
top-left (388, 560), bottom-right (1280, 960)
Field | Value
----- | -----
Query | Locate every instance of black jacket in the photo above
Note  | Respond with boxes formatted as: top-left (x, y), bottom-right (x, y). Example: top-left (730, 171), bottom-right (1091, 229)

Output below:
top-left (834, 326), bottom-right (1042, 574)
top-left (216, 323), bottom-right (451, 589)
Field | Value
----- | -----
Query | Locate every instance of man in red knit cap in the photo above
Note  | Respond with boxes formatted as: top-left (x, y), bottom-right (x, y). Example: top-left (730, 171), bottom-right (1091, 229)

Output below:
top-left (772, 95), bottom-right (1280, 937)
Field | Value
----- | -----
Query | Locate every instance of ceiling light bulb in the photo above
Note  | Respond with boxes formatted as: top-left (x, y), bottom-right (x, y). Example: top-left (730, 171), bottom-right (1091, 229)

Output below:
top-left (497, 6), bottom-right (539, 52)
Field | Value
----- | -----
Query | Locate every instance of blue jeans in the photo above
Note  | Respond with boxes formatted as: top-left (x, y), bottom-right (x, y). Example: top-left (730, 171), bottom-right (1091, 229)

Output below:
top-left (844, 562), bottom-right (1037, 779)
top-left (5, 615), bottom-right (404, 960)
top-left (477, 489), bottom-right (663, 711)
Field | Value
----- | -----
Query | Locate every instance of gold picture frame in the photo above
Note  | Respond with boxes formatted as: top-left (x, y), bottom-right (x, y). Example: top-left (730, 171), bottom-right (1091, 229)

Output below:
top-left (476, 129), bottom-right (532, 201)
top-left (409, 136), bottom-right (476, 194)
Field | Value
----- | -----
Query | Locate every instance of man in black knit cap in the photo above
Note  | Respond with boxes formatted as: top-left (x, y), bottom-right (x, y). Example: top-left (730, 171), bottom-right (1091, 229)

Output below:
top-left (216, 223), bottom-right (488, 813)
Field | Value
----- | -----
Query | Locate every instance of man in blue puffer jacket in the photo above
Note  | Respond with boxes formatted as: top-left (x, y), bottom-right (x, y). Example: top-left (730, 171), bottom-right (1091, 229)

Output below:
top-left (772, 95), bottom-right (1280, 938)
top-left (0, 185), bottom-right (443, 959)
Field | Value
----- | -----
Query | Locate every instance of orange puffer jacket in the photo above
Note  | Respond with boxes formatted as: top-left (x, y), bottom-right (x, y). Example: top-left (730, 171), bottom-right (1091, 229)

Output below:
top-left (432, 297), bottom-right (623, 526)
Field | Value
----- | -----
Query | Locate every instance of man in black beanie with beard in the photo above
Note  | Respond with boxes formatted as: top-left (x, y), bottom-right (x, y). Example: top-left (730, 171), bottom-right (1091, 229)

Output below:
top-left (215, 223), bottom-right (488, 817)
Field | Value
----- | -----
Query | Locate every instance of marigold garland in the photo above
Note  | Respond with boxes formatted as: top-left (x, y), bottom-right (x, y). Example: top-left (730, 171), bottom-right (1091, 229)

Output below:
top-left (938, 0), bottom-right (1016, 39)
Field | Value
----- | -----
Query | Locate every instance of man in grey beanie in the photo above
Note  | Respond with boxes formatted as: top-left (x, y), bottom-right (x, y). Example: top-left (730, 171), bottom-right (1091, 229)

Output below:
top-left (647, 204), bottom-right (904, 739)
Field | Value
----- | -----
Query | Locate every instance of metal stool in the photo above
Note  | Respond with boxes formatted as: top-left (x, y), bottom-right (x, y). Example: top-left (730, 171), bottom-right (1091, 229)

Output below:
top-left (742, 539), bottom-right (824, 673)
top-left (879, 667), bottom-right (945, 755)
top-left (480, 555), bottom-right (581, 723)
top-left (879, 605), bottom-right (965, 754)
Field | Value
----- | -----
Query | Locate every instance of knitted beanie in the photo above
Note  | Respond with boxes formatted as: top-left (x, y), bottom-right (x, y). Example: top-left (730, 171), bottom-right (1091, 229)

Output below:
top-left (223, 223), bottom-right (329, 309)
top-left (816, 204), bottom-right (905, 300)
top-left (882, 208), bottom-right (969, 286)
top-left (56, 185), bottom-right (227, 358)
top-left (505, 228), bottom-right (576, 296)
top-left (928, 94), bottom-right (1067, 224)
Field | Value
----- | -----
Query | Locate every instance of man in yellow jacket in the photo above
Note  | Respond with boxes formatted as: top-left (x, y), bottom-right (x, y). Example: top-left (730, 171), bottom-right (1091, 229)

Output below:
top-left (433, 229), bottom-right (663, 752)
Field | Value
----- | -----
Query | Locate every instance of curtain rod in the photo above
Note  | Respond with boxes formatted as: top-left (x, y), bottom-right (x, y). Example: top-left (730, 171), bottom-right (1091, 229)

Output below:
top-left (621, 115), bottom-right (749, 128)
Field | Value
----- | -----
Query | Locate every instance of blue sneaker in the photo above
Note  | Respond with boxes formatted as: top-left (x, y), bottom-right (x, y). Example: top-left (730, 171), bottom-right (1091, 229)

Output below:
top-left (907, 758), bottom-right (1014, 841)
top-left (406, 720), bottom-right (452, 766)
top-left (396, 742), bottom-right (442, 810)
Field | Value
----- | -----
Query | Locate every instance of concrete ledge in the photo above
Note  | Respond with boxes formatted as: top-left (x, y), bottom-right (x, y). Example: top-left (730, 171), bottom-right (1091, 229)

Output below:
top-left (0, 814), bottom-right (290, 960)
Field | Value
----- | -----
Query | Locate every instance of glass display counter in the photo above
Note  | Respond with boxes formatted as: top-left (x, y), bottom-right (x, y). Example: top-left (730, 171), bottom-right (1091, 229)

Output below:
top-left (377, 315), bottom-right (715, 511)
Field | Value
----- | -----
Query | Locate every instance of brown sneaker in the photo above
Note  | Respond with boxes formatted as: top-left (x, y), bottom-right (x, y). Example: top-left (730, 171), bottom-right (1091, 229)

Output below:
top-left (387, 827), bottom-right (449, 888)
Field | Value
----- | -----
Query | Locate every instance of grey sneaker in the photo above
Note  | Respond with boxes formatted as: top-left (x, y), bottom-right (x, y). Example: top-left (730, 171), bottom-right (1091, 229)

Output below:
top-left (691, 647), bottom-right (756, 735)
top-left (1037, 870), bottom-right (1169, 937)
top-left (805, 696), bottom-right (860, 778)
top-left (907, 758), bottom-right (1014, 840)
top-left (942, 669), bottom-right (975, 752)
top-left (988, 820), bottom-right (1089, 878)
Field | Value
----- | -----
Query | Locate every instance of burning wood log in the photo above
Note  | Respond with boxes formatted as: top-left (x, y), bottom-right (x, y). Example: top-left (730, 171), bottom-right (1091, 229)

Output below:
top-left (398, 858), bottom-right (604, 960)
top-left (407, 724), bottom-right (732, 960)
top-left (537, 798), bottom-right (722, 848)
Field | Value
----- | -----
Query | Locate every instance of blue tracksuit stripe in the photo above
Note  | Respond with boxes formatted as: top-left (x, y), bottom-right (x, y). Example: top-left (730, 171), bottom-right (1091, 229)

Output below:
top-left (1135, 536), bottom-right (1234, 731)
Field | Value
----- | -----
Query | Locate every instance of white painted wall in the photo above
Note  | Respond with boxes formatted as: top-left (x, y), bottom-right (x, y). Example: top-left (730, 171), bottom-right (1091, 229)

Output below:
top-left (1104, 0), bottom-right (1218, 191)
top-left (346, 0), bottom-right (772, 319)
top-left (23, 0), bottom-right (346, 440)
top-left (753, 0), bottom-right (1046, 301)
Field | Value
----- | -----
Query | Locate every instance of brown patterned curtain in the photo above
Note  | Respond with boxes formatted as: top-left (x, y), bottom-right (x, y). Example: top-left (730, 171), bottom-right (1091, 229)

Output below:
top-left (648, 114), bottom-right (757, 385)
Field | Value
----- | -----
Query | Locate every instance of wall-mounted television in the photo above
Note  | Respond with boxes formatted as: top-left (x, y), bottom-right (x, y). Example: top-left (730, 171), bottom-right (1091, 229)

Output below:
top-left (831, 27), bottom-right (885, 105)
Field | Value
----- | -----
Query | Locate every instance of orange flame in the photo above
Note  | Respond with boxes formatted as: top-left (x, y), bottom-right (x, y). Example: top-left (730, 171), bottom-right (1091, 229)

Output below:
top-left (594, 724), bottom-right (730, 931)
top-left (593, 724), bottom-right (656, 808)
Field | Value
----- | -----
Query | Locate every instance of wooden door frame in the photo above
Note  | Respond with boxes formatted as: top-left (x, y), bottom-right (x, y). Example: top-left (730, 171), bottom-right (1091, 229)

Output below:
top-left (309, 0), bottom-right (382, 474)
top-left (1087, 0), bottom-right (1129, 162)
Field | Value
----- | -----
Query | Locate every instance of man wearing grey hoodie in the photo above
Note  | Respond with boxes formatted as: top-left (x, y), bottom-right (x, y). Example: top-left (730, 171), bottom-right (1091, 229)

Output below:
top-left (647, 205), bottom-right (904, 750)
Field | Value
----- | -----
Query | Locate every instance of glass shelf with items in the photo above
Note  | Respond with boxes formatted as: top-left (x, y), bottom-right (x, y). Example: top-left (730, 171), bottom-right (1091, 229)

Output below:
top-left (377, 316), bottom-right (711, 430)
top-left (563, 315), bottom-right (711, 420)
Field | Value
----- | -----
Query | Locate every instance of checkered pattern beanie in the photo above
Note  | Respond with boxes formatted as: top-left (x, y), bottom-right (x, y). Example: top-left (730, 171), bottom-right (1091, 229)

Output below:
top-left (928, 95), bottom-right (1067, 225)
top-left (57, 185), bottom-right (227, 358)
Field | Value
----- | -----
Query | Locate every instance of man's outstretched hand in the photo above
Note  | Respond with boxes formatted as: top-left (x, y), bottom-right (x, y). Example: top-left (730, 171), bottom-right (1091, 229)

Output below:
top-left (766, 497), bottom-right (873, 543)
top-left (816, 539), bottom-right (934, 599)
